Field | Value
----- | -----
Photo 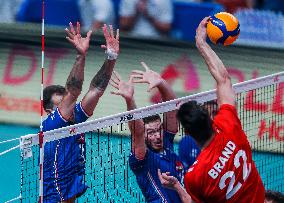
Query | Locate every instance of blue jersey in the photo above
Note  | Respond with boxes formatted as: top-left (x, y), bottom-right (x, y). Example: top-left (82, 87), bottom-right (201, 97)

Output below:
top-left (42, 102), bottom-right (91, 202)
top-left (178, 136), bottom-right (200, 171)
top-left (129, 131), bottom-right (184, 203)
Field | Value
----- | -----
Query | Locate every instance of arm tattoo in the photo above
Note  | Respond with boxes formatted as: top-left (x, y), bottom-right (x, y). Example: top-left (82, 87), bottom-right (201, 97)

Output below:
top-left (90, 60), bottom-right (114, 91)
top-left (66, 55), bottom-right (85, 94)
top-left (66, 76), bottom-right (83, 92)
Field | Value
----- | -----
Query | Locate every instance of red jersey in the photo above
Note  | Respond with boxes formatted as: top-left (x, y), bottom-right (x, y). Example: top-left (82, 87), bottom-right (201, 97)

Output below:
top-left (184, 104), bottom-right (265, 203)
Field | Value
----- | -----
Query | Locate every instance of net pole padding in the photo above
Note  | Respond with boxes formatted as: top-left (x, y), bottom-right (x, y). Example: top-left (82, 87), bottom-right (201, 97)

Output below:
top-left (39, 0), bottom-right (45, 202)
top-left (19, 71), bottom-right (284, 147)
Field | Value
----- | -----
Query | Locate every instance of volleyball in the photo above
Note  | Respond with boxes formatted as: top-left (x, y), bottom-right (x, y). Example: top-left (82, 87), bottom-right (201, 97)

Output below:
top-left (206, 12), bottom-right (240, 46)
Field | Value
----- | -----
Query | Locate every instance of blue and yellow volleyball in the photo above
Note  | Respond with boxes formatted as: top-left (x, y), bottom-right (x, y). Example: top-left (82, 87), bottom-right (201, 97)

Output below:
top-left (206, 12), bottom-right (240, 46)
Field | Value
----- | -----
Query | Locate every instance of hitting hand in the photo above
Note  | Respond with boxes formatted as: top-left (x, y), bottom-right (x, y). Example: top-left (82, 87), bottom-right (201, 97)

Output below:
top-left (195, 17), bottom-right (210, 44)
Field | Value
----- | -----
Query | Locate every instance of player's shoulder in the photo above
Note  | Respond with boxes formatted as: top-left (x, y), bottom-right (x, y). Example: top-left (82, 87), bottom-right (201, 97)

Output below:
top-left (42, 108), bottom-right (69, 132)
top-left (217, 104), bottom-right (237, 116)
top-left (42, 109), bottom-right (56, 123)
top-left (213, 104), bottom-right (241, 130)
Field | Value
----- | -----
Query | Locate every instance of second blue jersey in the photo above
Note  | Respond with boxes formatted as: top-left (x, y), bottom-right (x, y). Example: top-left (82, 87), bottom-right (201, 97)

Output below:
top-left (178, 136), bottom-right (200, 171)
top-left (129, 131), bottom-right (185, 203)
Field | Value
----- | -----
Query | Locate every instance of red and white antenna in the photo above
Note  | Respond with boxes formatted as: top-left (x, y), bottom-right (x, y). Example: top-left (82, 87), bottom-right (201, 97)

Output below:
top-left (39, 0), bottom-right (45, 202)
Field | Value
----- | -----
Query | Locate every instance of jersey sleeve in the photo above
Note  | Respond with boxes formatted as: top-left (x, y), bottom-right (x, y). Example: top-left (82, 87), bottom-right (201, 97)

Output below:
top-left (74, 102), bottom-right (92, 124)
top-left (178, 136), bottom-right (200, 169)
top-left (163, 131), bottom-right (175, 151)
top-left (129, 150), bottom-right (152, 174)
top-left (213, 104), bottom-right (242, 134)
top-left (42, 108), bottom-right (69, 132)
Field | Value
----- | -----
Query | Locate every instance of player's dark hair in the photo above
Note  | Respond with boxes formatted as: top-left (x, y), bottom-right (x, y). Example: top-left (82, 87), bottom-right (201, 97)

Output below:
top-left (43, 85), bottom-right (66, 112)
top-left (177, 101), bottom-right (213, 147)
top-left (265, 190), bottom-right (284, 203)
top-left (143, 114), bottom-right (161, 124)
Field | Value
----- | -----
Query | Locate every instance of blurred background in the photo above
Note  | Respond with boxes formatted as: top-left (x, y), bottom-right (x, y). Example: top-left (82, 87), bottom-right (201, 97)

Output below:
top-left (0, 0), bottom-right (283, 202)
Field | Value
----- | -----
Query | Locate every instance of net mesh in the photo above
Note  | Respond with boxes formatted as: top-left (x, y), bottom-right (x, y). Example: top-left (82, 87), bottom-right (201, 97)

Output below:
top-left (20, 73), bottom-right (284, 202)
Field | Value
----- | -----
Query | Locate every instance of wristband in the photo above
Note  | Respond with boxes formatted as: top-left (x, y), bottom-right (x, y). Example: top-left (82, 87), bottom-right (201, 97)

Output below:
top-left (106, 48), bottom-right (118, 60)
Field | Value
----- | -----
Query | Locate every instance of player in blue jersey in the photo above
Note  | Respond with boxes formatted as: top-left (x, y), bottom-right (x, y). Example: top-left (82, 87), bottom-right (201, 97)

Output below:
top-left (42, 22), bottom-right (119, 202)
top-left (110, 62), bottom-right (184, 203)
top-left (178, 100), bottom-right (217, 171)
top-left (178, 136), bottom-right (200, 171)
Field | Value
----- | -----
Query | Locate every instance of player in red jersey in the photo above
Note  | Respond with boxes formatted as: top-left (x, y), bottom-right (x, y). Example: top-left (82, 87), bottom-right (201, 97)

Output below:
top-left (158, 17), bottom-right (265, 203)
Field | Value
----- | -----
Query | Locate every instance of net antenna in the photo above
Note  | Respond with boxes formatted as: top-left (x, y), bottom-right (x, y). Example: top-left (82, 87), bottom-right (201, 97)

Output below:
top-left (38, 0), bottom-right (45, 202)
top-left (15, 1), bottom-right (45, 202)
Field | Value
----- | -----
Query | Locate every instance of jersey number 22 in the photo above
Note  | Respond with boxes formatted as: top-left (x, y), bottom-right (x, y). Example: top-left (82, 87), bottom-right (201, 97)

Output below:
top-left (219, 150), bottom-right (252, 200)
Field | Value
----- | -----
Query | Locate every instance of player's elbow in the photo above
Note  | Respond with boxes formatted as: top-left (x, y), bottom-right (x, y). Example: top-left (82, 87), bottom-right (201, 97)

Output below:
top-left (217, 70), bottom-right (231, 85)
top-left (66, 87), bottom-right (82, 99)
top-left (66, 79), bottom-right (83, 98)
top-left (90, 88), bottom-right (104, 98)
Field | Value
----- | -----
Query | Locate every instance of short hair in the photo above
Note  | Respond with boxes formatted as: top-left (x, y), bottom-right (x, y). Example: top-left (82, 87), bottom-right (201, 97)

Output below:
top-left (177, 100), bottom-right (213, 145)
top-left (43, 85), bottom-right (66, 112)
top-left (142, 114), bottom-right (161, 124)
top-left (265, 190), bottom-right (284, 203)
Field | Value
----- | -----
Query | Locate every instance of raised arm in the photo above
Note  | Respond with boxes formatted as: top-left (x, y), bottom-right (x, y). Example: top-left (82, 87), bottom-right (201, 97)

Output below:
top-left (59, 22), bottom-right (92, 120)
top-left (81, 25), bottom-right (119, 116)
top-left (131, 62), bottom-right (178, 133)
top-left (109, 72), bottom-right (146, 159)
top-left (195, 17), bottom-right (235, 107)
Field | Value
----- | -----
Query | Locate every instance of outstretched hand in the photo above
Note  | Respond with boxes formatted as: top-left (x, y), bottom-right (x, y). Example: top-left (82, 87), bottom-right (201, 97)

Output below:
top-left (158, 169), bottom-right (179, 191)
top-left (65, 22), bottom-right (92, 55)
top-left (195, 16), bottom-right (210, 44)
top-left (131, 62), bottom-right (163, 92)
top-left (101, 24), bottom-right (120, 55)
top-left (109, 71), bottom-right (134, 102)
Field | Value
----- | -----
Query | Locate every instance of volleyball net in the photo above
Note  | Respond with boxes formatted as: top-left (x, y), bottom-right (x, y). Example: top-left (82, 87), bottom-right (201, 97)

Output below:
top-left (18, 71), bottom-right (284, 202)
